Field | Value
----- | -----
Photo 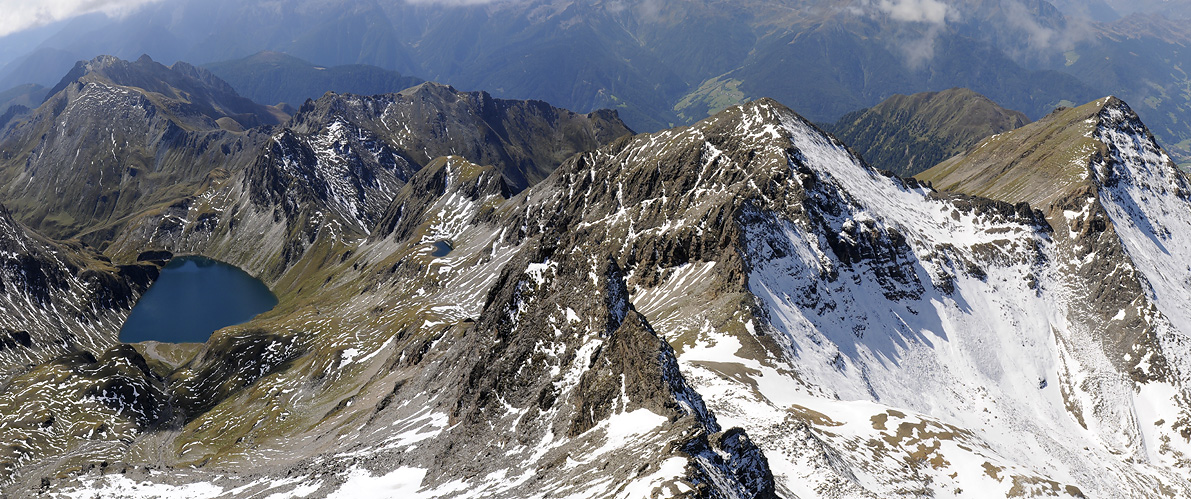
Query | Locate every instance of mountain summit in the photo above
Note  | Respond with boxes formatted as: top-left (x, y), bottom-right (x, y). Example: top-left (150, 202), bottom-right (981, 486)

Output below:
top-left (46, 54), bottom-right (287, 130)
top-left (923, 96), bottom-right (1191, 384)
top-left (0, 55), bottom-right (287, 239)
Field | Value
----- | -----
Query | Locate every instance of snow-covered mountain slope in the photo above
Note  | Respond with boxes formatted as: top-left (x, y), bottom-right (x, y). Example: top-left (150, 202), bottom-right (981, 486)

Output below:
top-left (923, 95), bottom-right (1191, 392)
top-left (912, 96), bottom-right (1191, 494)
top-left (0, 204), bottom-right (167, 482)
top-left (482, 99), bottom-right (1080, 497)
top-left (8, 92), bottom-right (1191, 498)
top-left (483, 96), bottom-right (1191, 496)
top-left (714, 102), bottom-right (1160, 497)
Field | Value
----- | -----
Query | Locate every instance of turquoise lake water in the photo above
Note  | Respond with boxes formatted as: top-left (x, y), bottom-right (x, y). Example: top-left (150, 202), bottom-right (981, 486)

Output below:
top-left (119, 256), bottom-right (278, 343)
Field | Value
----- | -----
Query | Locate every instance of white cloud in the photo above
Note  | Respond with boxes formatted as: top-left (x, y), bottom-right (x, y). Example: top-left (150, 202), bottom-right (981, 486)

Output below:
top-left (0, 0), bottom-right (165, 38)
top-left (876, 0), bottom-right (952, 25)
top-left (895, 25), bottom-right (945, 70)
top-left (1002, 0), bottom-right (1090, 55)
top-left (859, 0), bottom-right (955, 69)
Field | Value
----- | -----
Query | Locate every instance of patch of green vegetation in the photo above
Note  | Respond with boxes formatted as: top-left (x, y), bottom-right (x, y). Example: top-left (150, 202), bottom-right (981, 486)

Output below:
top-left (674, 77), bottom-right (747, 123)
top-left (1064, 51), bottom-right (1080, 67)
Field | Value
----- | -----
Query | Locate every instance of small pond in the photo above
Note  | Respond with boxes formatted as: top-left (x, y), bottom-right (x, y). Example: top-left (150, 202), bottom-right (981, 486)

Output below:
top-left (431, 240), bottom-right (453, 257)
top-left (119, 256), bottom-right (279, 343)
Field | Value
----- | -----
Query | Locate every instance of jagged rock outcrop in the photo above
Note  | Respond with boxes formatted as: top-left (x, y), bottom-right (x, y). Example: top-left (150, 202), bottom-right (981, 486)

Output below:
top-left (283, 83), bottom-right (633, 193)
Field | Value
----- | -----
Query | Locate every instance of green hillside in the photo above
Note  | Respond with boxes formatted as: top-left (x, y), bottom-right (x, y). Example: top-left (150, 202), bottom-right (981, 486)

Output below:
top-left (825, 88), bottom-right (1030, 177)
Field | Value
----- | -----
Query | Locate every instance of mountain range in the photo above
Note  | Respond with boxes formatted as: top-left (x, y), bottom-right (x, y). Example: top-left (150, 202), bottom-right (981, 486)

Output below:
top-left (0, 54), bottom-right (284, 240)
top-left (1, 49), bottom-right (1191, 497)
top-left (2, 0), bottom-right (1191, 166)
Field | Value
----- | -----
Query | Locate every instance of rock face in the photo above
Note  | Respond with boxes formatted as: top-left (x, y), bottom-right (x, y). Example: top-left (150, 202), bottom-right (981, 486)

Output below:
top-left (0, 203), bottom-right (163, 480)
top-left (283, 82), bottom-right (634, 193)
top-left (0, 204), bottom-right (158, 378)
top-left (826, 88), bottom-right (1030, 177)
top-left (4, 79), bottom-right (1191, 498)
top-left (245, 81), bottom-right (631, 232)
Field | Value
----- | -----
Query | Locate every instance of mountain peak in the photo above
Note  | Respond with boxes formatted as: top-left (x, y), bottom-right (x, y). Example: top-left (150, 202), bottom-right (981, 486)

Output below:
top-left (919, 94), bottom-right (1191, 386)
top-left (1092, 95), bottom-right (1151, 135)
top-left (86, 54), bottom-right (124, 69)
top-left (45, 54), bottom-right (286, 131)
top-left (398, 81), bottom-right (462, 100)
top-left (0, 55), bottom-right (287, 238)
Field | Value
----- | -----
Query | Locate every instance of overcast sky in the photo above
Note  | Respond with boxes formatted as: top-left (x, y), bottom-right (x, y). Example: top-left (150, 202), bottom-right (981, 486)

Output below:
top-left (0, 0), bottom-right (164, 38)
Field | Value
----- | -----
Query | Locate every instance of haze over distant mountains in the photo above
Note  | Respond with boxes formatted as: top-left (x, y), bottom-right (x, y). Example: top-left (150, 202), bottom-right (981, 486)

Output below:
top-left (1, 0), bottom-right (1190, 164)
top-left (203, 51), bottom-right (424, 108)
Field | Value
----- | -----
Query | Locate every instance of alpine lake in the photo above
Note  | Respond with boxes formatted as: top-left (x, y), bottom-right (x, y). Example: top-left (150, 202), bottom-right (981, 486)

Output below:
top-left (119, 256), bottom-right (279, 343)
